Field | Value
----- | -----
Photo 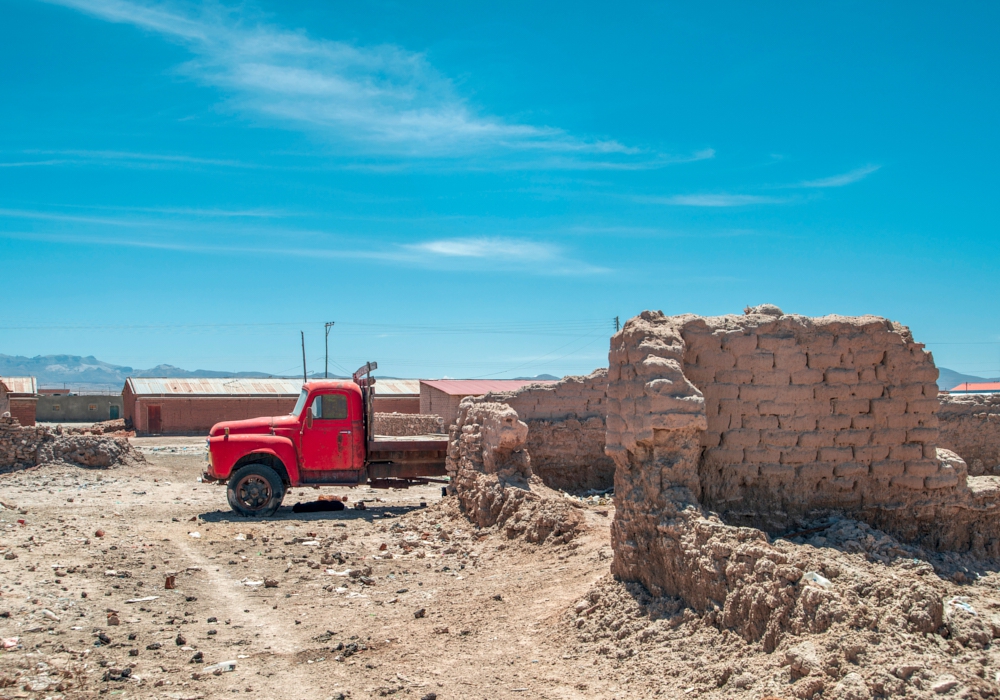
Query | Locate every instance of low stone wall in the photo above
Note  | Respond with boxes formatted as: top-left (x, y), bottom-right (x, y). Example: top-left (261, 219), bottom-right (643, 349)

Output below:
top-left (373, 412), bottom-right (445, 436)
top-left (502, 370), bottom-right (614, 492)
top-left (938, 393), bottom-right (1000, 475)
top-left (446, 395), bottom-right (582, 544)
top-left (1, 415), bottom-right (143, 472)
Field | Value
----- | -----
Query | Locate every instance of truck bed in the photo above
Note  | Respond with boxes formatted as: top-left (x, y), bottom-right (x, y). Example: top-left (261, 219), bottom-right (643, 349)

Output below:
top-left (367, 433), bottom-right (448, 479)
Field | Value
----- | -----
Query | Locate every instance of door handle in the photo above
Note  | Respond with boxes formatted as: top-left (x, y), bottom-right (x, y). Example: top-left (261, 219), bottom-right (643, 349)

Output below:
top-left (338, 430), bottom-right (351, 450)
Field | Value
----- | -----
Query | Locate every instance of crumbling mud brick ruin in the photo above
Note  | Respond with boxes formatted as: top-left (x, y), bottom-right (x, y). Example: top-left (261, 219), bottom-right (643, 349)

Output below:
top-left (0, 415), bottom-right (143, 473)
top-left (937, 393), bottom-right (1000, 476)
top-left (600, 305), bottom-right (1000, 648)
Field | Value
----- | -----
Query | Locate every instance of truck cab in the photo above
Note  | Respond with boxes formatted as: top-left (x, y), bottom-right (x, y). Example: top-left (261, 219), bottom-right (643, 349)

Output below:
top-left (204, 363), bottom-right (447, 516)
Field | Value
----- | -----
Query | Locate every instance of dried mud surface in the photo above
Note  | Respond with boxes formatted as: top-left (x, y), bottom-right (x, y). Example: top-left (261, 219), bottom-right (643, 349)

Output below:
top-left (3, 438), bottom-right (1000, 699)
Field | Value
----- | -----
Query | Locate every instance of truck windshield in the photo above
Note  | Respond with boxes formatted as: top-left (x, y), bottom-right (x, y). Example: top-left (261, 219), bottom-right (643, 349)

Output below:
top-left (290, 389), bottom-right (309, 417)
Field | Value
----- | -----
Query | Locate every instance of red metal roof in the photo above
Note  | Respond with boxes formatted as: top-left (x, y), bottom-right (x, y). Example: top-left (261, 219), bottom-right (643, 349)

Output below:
top-left (950, 382), bottom-right (1000, 392)
top-left (420, 379), bottom-right (558, 396)
top-left (0, 376), bottom-right (38, 395)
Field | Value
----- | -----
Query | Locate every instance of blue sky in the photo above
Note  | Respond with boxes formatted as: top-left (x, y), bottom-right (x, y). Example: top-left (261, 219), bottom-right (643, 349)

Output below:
top-left (2, 1), bottom-right (998, 379)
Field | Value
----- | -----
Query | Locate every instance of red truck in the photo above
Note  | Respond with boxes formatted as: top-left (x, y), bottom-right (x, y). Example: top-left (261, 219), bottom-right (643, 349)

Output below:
top-left (203, 363), bottom-right (448, 516)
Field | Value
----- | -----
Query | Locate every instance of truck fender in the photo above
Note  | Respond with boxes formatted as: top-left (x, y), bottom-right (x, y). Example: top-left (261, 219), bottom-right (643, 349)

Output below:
top-left (209, 434), bottom-right (300, 484)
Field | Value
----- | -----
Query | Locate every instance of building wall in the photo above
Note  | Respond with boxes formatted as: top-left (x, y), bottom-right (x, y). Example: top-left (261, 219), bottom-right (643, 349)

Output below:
top-left (373, 396), bottom-right (420, 414)
top-left (133, 396), bottom-right (297, 435)
top-left (373, 412), bottom-right (445, 436)
top-left (937, 392), bottom-right (1000, 475)
top-left (9, 398), bottom-right (37, 427)
top-left (501, 369), bottom-right (613, 492)
top-left (36, 395), bottom-right (124, 422)
top-left (420, 386), bottom-right (464, 425)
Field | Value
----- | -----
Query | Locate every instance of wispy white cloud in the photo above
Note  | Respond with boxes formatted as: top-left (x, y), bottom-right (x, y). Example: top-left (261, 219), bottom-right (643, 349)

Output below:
top-left (8, 149), bottom-right (251, 168)
top-left (42, 0), bottom-right (688, 167)
top-left (407, 237), bottom-right (557, 260)
top-left (639, 194), bottom-right (789, 207)
top-left (796, 164), bottom-right (881, 188)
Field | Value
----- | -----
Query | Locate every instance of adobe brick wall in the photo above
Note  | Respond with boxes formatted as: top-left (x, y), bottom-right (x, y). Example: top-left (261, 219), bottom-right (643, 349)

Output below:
top-left (9, 398), bottom-right (36, 427)
top-left (503, 370), bottom-right (613, 492)
top-left (938, 392), bottom-right (1000, 475)
top-left (133, 397), bottom-right (296, 435)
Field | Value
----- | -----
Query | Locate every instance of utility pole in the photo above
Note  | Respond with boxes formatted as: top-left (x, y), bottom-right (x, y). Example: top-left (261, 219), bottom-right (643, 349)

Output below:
top-left (300, 331), bottom-right (307, 383)
top-left (325, 322), bottom-right (335, 378)
top-left (614, 316), bottom-right (620, 332)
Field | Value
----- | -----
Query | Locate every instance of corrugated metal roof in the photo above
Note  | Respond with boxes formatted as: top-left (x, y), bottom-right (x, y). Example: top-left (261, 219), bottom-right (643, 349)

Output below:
top-left (420, 379), bottom-right (558, 396)
top-left (950, 382), bottom-right (1000, 393)
top-left (0, 376), bottom-right (38, 395)
top-left (126, 377), bottom-right (303, 396)
top-left (373, 379), bottom-right (420, 396)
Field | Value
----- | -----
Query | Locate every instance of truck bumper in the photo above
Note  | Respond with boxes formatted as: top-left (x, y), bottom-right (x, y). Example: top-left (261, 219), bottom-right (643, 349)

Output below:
top-left (201, 471), bottom-right (222, 484)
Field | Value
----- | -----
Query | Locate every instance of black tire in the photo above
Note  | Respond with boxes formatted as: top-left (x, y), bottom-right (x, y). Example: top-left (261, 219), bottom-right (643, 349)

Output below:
top-left (227, 464), bottom-right (285, 517)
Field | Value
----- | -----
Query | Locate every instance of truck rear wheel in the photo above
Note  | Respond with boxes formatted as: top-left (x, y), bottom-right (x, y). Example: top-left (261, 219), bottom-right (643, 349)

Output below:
top-left (227, 464), bottom-right (285, 517)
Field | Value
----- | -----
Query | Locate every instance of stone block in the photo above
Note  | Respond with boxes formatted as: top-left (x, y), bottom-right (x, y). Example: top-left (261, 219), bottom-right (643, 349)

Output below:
top-left (818, 446), bottom-right (853, 463)
top-left (871, 459), bottom-right (905, 478)
top-left (780, 447), bottom-right (818, 464)
top-left (833, 462), bottom-right (869, 478)
top-left (904, 459), bottom-right (938, 477)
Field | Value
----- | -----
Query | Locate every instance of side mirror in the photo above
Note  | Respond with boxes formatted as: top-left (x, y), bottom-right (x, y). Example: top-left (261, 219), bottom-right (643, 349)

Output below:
top-left (305, 411), bottom-right (313, 429)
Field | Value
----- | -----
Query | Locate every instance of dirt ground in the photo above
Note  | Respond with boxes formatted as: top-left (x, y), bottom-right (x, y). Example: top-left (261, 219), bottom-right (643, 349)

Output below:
top-left (4, 436), bottom-right (1000, 699)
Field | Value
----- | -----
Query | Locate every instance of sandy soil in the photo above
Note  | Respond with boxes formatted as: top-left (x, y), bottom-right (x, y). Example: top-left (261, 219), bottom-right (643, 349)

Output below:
top-left (0, 437), bottom-right (615, 699)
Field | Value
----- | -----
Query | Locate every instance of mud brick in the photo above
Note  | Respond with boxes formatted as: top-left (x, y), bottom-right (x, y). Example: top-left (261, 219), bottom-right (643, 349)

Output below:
top-left (757, 335), bottom-right (797, 351)
top-left (907, 427), bottom-right (936, 443)
top-left (791, 369), bottom-right (825, 385)
top-left (921, 383), bottom-right (939, 397)
top-left (704, 447), bottom-right (744, 465)
top-left (780, 447), bottom-right (817, 464)
top-left (818, 447), bottom-right (853, 463)
top-left (808, 353), bottom-right (842, 369)
top-left (890, 474), bottom-right (926, 490)
top-left (741, 415), bottom-right (779, 430)
top-left (815, 384), bottom-right (854, 401)
top-left (696, 351), bottom-right (735, 371)
top-left (888, 383), bottom-right (925, 400)
top-left (852, 383), bottom-right (886, 400)
top-left (852, 445), bottom-right (890, 462)
top-left (833, 462), bottom-right (869, 478)
top-left (903, 459), bottom-right (939, 477)
top-left (684, 366), bottom-right (716, 385)
top-left (825, 368), bottom-right (859, 384)
top-left (782, 385), bottom-right (816, 402)
top-left (886, 413), bottom-right (921, 430)
top-left (751, 370), bottom-right (792, 386)
top-left (906, 399), bottom-right (939, 414)
top-left (715, 369), bottom-right (753, 384)
top-left (832, 398), bottom-right (870, 416)
top-left (705, 384), bottom-right (740, 400)
top-left (798, 462), bottom-right (835, 479)
top-left (871, 460), bottom-right (905, 478)
top-left (890, 444), bottom-right (924, 461)
top-left (722, 429), bottom-right (760, 448)
top-left (922, 444), bottom-right (938, 459)
top-left (872, 428), bottom-right (907, 445)
top-left (735, 352), bottom-right (774, 372)
top-left (722, 334), bottom-right (758, 355)
top-left (817, 415), bottom-right (852, 430)
top-left (925, 473), bottom-right (959, 489)
top-left (744, 446), bottom-right (781, 463)
top-left (758, 401), bottom-right (797, 416)
top-left (850, 415), bottom-right (875, 430)
top-left (779, 414), bottom-right (819, 431)
top-left (833, 430), bottom-right (871, 446)
top-left (760, 463), bottom-right (796, 479)
top-left (857, 368), bottom-right (878, 383)
top-left (699, 431), bottom-right (722, 447)
top-left (760, 430), bottom-right (800, 447)
top-left (798, 430), bottom-right (836, 448)
top-left (739, 385), bottom-right (779, 402)
top-left (871, 398), bottom-right (907, 417)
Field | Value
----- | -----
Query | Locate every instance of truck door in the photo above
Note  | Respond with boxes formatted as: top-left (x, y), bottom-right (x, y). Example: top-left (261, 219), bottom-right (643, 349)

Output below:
top-left (299, 392), bottom-right (355, 475)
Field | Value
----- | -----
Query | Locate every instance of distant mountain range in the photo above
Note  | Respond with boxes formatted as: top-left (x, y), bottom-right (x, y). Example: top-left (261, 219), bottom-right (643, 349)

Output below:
top-left (936, 367), bottom-right (999, 391)
top-left (0, 354), bottom-right (560, 390)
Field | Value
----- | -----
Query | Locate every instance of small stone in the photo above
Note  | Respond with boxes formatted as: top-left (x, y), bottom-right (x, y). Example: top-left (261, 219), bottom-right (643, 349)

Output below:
top-left (175, 634), bottom-right (186, 646)
top-left (107, 614), bottom-right (120, 626)
top-left (94, 529), bottom-right (105, 538)
top-left (264, 578), bottom-right (279, 588)
top-left (190, 651), bottom-right (204, 663)
top-left (414, 608), bottom-right (426, 619)
top-left (128, 648), bottom-right (138, 656)
top-left (931, 677), bottom-right (959, 694)
top-left (146, 642), bottom-right (162, 650)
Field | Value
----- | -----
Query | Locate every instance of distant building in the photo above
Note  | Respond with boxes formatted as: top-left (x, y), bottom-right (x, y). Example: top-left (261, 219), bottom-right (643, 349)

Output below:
top-left (949, 382), bottom-right (1000, 394)
top-left (122, 376), bottom-right (424, 435)
top-left (419, 379), bottom-right (559, 425)
top-left (0, 376), bottom-right (38, 426)
top-left (36, 394), bottom-right (124, 423)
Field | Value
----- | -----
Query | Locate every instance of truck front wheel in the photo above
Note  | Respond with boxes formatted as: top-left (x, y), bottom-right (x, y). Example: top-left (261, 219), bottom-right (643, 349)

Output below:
top-left (227, 464), bottom-right (285, 517)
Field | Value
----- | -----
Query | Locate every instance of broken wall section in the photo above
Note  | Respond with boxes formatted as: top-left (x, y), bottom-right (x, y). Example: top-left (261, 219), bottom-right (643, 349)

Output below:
top-left (445, 395), bottom-right (582, 544)
top-left (937, 393), bottom-right (1000, 476)
top-left (503, 369), bottom-right (613, 492)
top-left (0, 415), bottom-right (143, 473)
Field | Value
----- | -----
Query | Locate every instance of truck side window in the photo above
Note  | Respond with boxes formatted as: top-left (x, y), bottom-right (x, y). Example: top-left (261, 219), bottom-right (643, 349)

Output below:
top-left (311, 393), bottom-right (348, 421)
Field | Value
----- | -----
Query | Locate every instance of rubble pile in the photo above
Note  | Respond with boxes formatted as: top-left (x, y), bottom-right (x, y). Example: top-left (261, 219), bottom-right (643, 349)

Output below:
top-left (939, 392), bottom-right (1000, 476)
top-left (446, 396), bottom-right (582, 544)
top-left (61, 418), bottom-right (134, 437)
top-left (373, 412), bottom-right (445, 436)
top-left (0, 415), bottom-right (143, 472)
